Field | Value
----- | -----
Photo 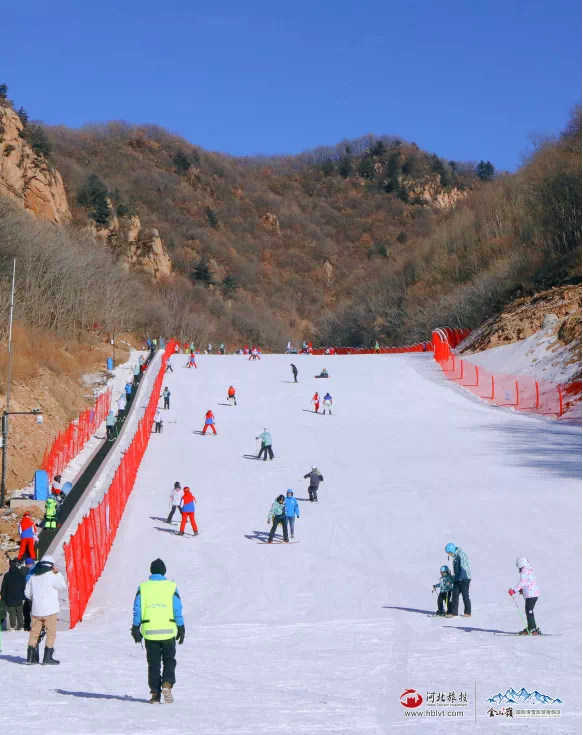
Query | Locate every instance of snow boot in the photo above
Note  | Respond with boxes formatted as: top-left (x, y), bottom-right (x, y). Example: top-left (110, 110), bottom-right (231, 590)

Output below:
top-left (149, 692), bottom-right (161, 704)
top-left (177, 531), bottom-right (184, 536)
top-left (461, 613), bottom-right (471, 618)
top-left (530, 628), bottom-right (542, 636)
top-left (26, 646), bottom-right (39, 665)
top-left (518, 628), bottom-right (530, 635)
top-left (434, 611), bottom-right (445, 617)
top-left (193, 531), bottom-right (198, 536)
top-left (161, 682), bottom-right (174, 703)
top-left (42, 647), bottom-right (60, 665)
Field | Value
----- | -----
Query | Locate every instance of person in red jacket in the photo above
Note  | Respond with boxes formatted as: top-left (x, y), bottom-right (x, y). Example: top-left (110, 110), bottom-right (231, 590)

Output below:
top-left (202, 410), bottom-right (217, 435)
top-left (177, 487), bottom-right (198, 536)
top-left (18, 512), bottom-right (38, 560)
top-left (227, 386), bottom-right (237, 406)
top-left (312, 392), bottom-right (320, 413)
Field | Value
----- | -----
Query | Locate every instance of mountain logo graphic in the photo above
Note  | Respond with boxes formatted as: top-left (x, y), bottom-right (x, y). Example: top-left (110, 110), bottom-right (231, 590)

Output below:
top-left (485, 687), bottom-right (563, 705)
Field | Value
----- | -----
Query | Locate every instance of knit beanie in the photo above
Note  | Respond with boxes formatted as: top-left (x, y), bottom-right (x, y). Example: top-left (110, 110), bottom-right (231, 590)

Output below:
top-left (150, 558), bottom-right (166, 576)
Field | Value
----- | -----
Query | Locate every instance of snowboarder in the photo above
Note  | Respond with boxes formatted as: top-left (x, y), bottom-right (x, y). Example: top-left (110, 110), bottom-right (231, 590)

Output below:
top-left (131, 558), bottom-right (185, 703)
top-left (290, 364), bottom-right (298, 383)
top-left (166, 482), bottom-right (183, 524)
top-left (18, 512), bottom-right (38, 560)
top-left (267, 495), bottom-right (289, 543)
top-left (25, 554), bottom-right (67, 665)
top-left (227, 386), bottom-right (237, 406)
top-left (322, 393), bottom-right (332, 415)
top-left (43, 496), bottom-right (58, 530)
top-left (187, 352), bottom-right (197, 369)
top-left (106, 410), bottom-right (117, 441)
top-left (1, 558), bottom-right (26, 630)
top-left (284, 490), bottom-right (300, 539)
top-left (303, 466), bottom-right (323, 502)
top-left (256, 428), bottom-right (274, 460)
top-left (445, 543), bottom-right (472, 617)
top-left (177, 487), bottom-right (198, 536)
top-left (163, 387), bottom-right (171, 410)
top-left (508, 557), bottom-right (541, 635)
top-left (312, 392), bottom-right (320, 413)
top-left (117, 394), bottom-right (127, 422)
top-left (315, 368), bottom-right (329, 378)
top-left (432, 565), bottom-right (454, 616)
top-left (202, 410), bottom-right (217, 435)
top-left (154, 409), bottom-right (163, 434)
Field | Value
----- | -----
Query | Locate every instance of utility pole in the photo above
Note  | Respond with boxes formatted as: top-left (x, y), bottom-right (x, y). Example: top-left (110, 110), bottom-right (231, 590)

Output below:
top-left (112, 331), bottom-right (115, 369)
top-left (1, 260), bottom-right (16, 508)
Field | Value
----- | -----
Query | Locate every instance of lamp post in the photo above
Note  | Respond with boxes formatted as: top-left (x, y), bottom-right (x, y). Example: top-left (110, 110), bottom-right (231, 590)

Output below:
top-left (1, 408), bottom-right (42, 507)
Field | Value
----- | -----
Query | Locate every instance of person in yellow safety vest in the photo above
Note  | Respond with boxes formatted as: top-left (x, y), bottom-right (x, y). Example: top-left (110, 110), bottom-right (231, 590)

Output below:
top-left (131, 559), bottom-right (185, 704)
top-left (44, 497), bottom-right (58, 530)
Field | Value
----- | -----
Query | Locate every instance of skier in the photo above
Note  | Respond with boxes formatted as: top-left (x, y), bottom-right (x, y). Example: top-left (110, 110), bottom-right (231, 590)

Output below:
top-left (249, 347), bottom-right (260, 361)
top-left (165, 361), bottom-right (174, 373)
top-left (508, 557), bottom-right (541, 635)
top-left (43, 496), bottom-right (58, 530)
top-left (374, 340), bottom-right (380, 353)
top-left (177, 487), bottom-right (198, 536)
top-left (166, 482), bottom-right (183, 524)
top-left (117, 393), bottom-right (127, 422)
top-left (256, 428), bottom-right (274, 461)
top-left (51, 474), bottom-right (62, 496)
top-left (303, 466), bottom-right (323, 502)
top-left (267, 495), bottom-right (289, 543)
top-left (18, 512), bottom-right (38, 560)
top-left (174, 343), bottom-right (180, 354)
top-left (219, 342), bottom-right (225, 355)
top-left (0, 558), bottom-right (26, 630)
top-left (207, 343), bottom-right (212, 354)
top-left (315, 368), bottom-right (329, 378)
top-left (322, 392), bottom-right (333, 415)
top-left (163, 387), bottom-right (171, 410)
top-left (312, 392), bottom-right (320, 413)
top-left (131, 558), bottom-right (185, 703)
top-left (202, 410), bottom-right (217, 435)
top-left (125, 380), bottom-right (133, 398)
top-left (106, 410), bottom-right (117, 441)
top-left (227, 386), bottom-right (237, 406)
top-left (187, 352), bottom-right (197, 369)
top-left (152, 339), bottom-right (158, 351)
top-left (290, 364), bottom-right (298, 383)
top-left (444, 543), bottom-right (472, 618)
top-left (432, 565), bottom-right (454, 616)
top-left (302, 341), bottom-right (308, 353)
top-left (25, 554), bottom-right (67, 665)
top-left (284, 490), bottom-right (300, 539)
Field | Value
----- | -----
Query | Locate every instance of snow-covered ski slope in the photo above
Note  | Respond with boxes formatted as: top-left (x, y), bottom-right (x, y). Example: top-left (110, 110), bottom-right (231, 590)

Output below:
top-left (2, 354), bottom-right (581, 734)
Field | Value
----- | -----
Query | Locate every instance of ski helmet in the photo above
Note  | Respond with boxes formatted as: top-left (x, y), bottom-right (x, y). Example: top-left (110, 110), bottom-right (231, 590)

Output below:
top-left (312, 465), bottom-right (317, 470)
top-left (445, 543), bottom-right (457, 554)
top-left (440, 565), bottom-right (450, 574)
top-left (516, 556), bottom-right (528, 569)
top-left (286, 489), bottom-right (293, 496)
top-left (174, 482), bottom-right (181, 488)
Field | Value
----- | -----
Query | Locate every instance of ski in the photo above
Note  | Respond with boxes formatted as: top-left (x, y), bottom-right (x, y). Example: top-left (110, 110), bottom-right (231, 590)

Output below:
top-left (175, 532), bottom-right (200, 538)
top-left (256, 541), bottom-right (299, 544)
top-left (493, 632), bottom-right (559, 637)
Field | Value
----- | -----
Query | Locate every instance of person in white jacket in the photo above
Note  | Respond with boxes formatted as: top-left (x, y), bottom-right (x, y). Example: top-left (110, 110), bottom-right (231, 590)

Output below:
top-left (117, 394), bottom-right (127, 422)
top-left (25, 555), bottom-right (67, 665)
top-left (166, 482), bottom-right (183, 524)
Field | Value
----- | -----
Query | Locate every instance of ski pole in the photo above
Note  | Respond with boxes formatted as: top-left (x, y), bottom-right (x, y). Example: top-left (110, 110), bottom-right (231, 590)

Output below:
top-left (510, 594), bottom-right (529, 634)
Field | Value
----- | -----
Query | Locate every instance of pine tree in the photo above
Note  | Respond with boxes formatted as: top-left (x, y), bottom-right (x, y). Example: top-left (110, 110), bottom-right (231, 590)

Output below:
top-left (222, 274), bottom-right (238, 296)
top-left (338, 154), bottom-right (353, 179)
top-left (371, 140), bottom-right (387, 157)
top-left (192, 257), bottom-right (213, 285)
top-left (0, 83), bottom-right (7, 99)
top-left (16, 107), bottom-right (28, 126)
top-left (205, 207), bottom-right (218, 228)
top-left (77, 174), bottom-right (111, 226)
top-left (358, 156), bottom-right (375, 180)
top-left (321, 159), bottom-right (335, 176)
top-left (173, 150), bottom-right (191, 173)
top-left (476, 160), bottom-right (495, 181)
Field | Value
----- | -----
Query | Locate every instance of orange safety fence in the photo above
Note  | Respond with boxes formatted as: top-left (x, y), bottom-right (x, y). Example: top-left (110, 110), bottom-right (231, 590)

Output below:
top-left (432, 329), bottom-right (581, 417)
top-left (41, 388), bottom-right (112, 482)
top-left (310, 341), bottom-right (434, 355)
top-left (64, 341), bottom-right (175, 628)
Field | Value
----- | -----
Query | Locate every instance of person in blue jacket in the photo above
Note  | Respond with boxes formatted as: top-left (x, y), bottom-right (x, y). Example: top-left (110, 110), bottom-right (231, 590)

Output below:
top-left (131, 559), bottom-right (186, 703)
top-left (284, 490), bottom-right (300, 539)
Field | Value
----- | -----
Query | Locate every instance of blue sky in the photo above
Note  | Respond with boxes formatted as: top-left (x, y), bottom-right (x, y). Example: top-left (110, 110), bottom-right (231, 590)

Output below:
top-left (1, 0), bottom-right (580, 170)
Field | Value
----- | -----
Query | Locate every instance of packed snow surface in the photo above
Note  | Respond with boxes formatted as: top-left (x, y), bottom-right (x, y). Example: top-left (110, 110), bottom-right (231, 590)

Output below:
top-left (1, 354), bottom-right (580, 733)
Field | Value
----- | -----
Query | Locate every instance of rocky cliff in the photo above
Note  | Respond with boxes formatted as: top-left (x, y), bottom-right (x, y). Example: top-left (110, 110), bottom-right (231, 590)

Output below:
top-left (0, 104), bottom-right (71, 223)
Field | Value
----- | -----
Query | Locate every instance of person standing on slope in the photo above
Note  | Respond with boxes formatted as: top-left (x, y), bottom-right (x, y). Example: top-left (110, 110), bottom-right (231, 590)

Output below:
top-left (508, 557), bottom-right (541, 635)
top-left (202, 410), bottom-right (217, 435)
top-left (256, 428), bottom-right (274, 461)
top-left (166, 482), bottom-right (183, 524)
top-left (1, 558), bottom-right (27, 630)
top-left (267, 495), bottom-right (289, 543)
top-left (106, 410), bottom-right (117, 441)
top-left (18, 512), bottom-right (38, 560)
top-left (322, 393), bottom-right (333, 415)
top-left (177, 487), bottom-right (198, 536)
top-left (445, 543), bottom-right (471, 618)
top-left (227, 386), bottom-right (237, 406)
top-left (432, 565), bottom-right (454, 616)
top-left (304, 466), bottom-right (323, 502)
top-left (163, 387), bottom-right (171, 410)
top-left (312, 392), bottom-right (320, 413)
top-left (132, 558), bottom-right (185, 703)
top-left (290, 364), bottom-right (298, 383)
top-left (117, 393), bottom-right (127, 423)
top-left (25, 554), bottom-right (67, 665)
top-left (154, 409), bottom-right (163, 434)
top-left (284, 490), bottom-right (300, 539)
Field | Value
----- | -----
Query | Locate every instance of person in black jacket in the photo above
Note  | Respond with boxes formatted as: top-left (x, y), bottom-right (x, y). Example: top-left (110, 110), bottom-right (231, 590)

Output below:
top-left (303, 467), bottom-right (324, 502)
top-left (0, 559), bottom-right (26, 630)
top-left (290, 364), bottom-right (298, 383)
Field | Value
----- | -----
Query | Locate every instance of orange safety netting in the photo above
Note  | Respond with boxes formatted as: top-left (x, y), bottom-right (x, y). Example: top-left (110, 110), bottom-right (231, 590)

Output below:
top-left (432, 328), bottom-right (581, 417)
top-left (41, 388), bottom-right (112, 482)
top-left (310, 342), bottom-right (434, 355)
top-left (64, 342), bottom-right (175, 628)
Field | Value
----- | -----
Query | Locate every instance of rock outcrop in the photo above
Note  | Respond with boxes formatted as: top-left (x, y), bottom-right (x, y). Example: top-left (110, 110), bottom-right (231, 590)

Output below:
top-left (0, 104), bottom-right (71, 223)
top-left (260, 212), bottom-right (281, 234)
top-left (403, 174), bottom-right (466, 209)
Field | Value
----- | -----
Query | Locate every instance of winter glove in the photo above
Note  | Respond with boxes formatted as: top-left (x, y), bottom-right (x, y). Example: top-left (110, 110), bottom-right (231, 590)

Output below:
top-left (508, 589), bottom-right (515, 596)
top-left (176, 625), bottom-right (185, 644)
top-left (131, 625), bottom-right (143, 643)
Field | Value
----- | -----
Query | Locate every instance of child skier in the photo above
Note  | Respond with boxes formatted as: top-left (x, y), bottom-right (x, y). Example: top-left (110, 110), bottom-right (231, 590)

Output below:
top-left (227, 386), bottom-right (237, 406)
top-left (312, 392), bottom-right (320, 413)
top-left (17, 512), bottom-right (38, 560)
top-left (163, 387), bottom-right (171, 409)
top-left (284, 490), bottom-right (300, 539)
top-left (202, 410), bottom-right (217, 435)
top-left (322, 393), bottom-right (332, 415)
top-left (432, 565), bottom-right (454, 616)
top-left (106, 410), bottom-right (117, 441)
top-left (256, 428), bottom-right (274, 460)
top-left (166, 482), bottom-right (183, 524)
top-left (187, 352), bottom-right (197, 369)
top-left (508, 557), bottom-right (541, 635)
top-left (178, 487), bottom-right (198, 536)
top-left (303, 466), bottom-right (323, 502)
top-left (267, 495), bottom-right (289, 543)
top-left (154, 409), bottom-right (163, 433)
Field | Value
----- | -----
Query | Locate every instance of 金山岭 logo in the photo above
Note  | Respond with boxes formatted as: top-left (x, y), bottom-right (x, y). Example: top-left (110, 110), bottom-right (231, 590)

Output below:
top-left (400, 689), bottom-right (423, 708)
